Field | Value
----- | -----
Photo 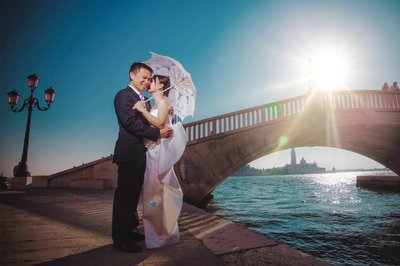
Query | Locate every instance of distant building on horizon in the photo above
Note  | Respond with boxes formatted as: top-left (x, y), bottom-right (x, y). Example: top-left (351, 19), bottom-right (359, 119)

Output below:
top-left (291, 148), bottom-right (296, 166)
top-left (234, 148), bottom-right (327, 176)
top-left (284, 148), bottom-right (326, 174)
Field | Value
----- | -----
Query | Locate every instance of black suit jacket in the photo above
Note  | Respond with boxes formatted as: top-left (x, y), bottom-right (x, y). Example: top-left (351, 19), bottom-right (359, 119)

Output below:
top-left (113, 87), bottom-right (159, 163)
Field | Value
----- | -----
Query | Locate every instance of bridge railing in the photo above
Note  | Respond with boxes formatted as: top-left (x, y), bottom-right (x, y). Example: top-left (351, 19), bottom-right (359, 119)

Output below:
top-left (183, 90), bottom-right (400, 144)
top-left (318, 90), bottom-right (400, 110)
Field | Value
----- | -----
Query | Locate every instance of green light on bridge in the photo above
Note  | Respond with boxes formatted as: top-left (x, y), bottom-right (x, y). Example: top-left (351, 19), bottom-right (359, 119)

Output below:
top-left (265, 102), bottom-right (283, 118)
top-left (278, 135), bottom-right (289, 148)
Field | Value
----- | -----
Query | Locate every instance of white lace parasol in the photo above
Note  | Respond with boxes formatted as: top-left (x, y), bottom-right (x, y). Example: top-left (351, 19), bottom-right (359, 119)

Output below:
top-left (144, 52), bottom-right (197, 121)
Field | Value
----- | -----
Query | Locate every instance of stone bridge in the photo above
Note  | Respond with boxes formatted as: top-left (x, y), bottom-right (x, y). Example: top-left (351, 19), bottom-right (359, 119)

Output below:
top-left (175, 90), bottom-right (400, 206)
top-left (47, 90), bottom-right (400, 208)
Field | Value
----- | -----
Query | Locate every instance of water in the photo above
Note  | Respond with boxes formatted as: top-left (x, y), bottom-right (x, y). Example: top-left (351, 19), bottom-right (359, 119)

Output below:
top-left (206, 172), bottom-right (400, 266)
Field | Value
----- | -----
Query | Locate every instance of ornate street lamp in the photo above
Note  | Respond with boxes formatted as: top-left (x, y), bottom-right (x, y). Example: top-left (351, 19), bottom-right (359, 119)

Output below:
top-left (7, 89), bottom-right (20, 106)
top-left (7, 73), bottom-right (56, 177)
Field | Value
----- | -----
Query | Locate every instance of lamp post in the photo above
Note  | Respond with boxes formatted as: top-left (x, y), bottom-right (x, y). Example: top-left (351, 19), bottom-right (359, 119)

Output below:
top-left (7, 74), bottom-right (56, 177)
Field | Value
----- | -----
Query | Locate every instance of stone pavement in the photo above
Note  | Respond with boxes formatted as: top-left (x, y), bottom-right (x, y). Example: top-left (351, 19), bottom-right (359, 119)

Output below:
top-left (0, 189), bottom-right (326, 266)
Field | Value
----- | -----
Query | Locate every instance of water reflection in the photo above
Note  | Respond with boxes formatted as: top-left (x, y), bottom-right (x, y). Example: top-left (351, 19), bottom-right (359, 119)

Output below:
top-left (207, 171), bottom-right (400, 265)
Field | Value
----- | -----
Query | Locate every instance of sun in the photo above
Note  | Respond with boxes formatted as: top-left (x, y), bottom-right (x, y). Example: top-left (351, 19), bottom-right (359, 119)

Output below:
top-left (309, 48), bottom-right (350, 91)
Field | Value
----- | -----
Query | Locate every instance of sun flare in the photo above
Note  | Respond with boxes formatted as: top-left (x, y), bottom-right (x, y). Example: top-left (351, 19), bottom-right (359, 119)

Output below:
top-left (309, 48), bottom-right (350, 91)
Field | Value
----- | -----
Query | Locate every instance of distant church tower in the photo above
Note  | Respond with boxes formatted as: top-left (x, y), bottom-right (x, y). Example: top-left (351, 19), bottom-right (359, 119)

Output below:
top-left (291, 148), bottom-right (296, 166)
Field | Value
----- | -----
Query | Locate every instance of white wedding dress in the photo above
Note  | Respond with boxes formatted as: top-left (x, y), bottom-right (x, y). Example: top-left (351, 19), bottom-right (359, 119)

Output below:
top-left (141, 108), bottom-right (186, 249)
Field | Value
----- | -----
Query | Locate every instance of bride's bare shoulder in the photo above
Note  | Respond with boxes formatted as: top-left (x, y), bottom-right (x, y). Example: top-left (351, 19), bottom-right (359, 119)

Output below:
top-left (159, 98), bottom-right (170, 109)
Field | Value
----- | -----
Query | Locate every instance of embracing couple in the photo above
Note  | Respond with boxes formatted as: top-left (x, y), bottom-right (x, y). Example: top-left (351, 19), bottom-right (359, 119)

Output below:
top-left (112, 62), bottom-right (187, 252)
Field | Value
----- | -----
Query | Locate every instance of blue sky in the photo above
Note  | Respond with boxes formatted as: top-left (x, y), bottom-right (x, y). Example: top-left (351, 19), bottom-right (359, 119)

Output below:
top-left (1, 0), bottom-right (399, 176)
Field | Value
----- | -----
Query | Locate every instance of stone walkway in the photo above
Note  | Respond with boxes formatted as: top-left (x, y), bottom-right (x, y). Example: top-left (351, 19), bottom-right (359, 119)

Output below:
top-left (0, 189), bottom-right (326, 265)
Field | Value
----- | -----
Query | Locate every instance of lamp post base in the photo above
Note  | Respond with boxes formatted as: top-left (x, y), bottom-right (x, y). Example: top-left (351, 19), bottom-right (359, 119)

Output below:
top-left (12, 163), bottom-right (32, 190)
top-left (11, 176), bottom-right (32, 190)
top-left (14, 163), bottom-right (30, 177)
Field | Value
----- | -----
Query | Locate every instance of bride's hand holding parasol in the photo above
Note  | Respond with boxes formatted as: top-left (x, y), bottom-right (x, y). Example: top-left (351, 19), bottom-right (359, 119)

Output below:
top-left (133, 101), bottom-right (146, 113)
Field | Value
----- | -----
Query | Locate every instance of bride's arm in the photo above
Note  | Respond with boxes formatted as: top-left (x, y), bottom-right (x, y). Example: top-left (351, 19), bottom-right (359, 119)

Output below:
top-left (134, 100), bottom-right (169, 129)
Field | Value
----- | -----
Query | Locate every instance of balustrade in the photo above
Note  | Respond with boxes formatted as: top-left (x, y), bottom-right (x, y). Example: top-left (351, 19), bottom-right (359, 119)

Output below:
top-left (183, 90), bottom-right (400, 143)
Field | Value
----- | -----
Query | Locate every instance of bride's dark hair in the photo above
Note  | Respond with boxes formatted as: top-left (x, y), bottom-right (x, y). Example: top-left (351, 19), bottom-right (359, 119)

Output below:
top-left (154, 75), bottom-right (171, 97)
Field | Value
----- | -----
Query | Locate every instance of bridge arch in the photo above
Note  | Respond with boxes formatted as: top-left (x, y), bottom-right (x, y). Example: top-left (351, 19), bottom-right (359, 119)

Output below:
top-left (175, 90), bottom-right (400, 207)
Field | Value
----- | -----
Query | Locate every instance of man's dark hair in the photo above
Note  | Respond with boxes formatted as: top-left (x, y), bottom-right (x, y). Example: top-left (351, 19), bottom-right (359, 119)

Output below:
top-left (129, 62), bottom-right (153, 80)
top-left (154, 75), bottom-right (171, 97)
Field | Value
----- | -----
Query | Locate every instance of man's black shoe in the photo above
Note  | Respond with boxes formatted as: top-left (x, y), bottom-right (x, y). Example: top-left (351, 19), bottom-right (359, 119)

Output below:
top-left (113, 242), bottom-right (143, 253)
top-left (129, 231), bottom-right (145, 241)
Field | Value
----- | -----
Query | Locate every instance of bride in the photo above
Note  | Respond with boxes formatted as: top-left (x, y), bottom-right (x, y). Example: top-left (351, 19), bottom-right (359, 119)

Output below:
top-left (133, 75), bottom-right (186, 249)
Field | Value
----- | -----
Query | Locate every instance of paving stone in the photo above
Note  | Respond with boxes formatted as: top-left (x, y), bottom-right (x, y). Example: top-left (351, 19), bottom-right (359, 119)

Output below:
top-left (0, 188), bottom-right (325, 266)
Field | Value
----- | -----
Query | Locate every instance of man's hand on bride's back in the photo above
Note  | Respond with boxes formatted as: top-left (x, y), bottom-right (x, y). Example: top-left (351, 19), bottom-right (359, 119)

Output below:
top-left (160, 127), bottom-right (173, 138)
top-left (169, 106), bottom-right (174, 116)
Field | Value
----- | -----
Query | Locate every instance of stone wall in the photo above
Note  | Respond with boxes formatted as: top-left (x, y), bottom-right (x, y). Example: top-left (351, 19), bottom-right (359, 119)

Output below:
top-left (357, 175), bottom-right (400, 191)
top-left (48, 156), bottom-right (117, 189)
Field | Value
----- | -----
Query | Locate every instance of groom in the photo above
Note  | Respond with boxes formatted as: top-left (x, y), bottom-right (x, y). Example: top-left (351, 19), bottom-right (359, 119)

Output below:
top-left (112, 62), bottom-right (172, 253)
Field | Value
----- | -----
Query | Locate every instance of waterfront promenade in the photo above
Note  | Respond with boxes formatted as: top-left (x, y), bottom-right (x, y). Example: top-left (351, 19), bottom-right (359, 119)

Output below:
top-left (0, 188), bottom-right (325, 265)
